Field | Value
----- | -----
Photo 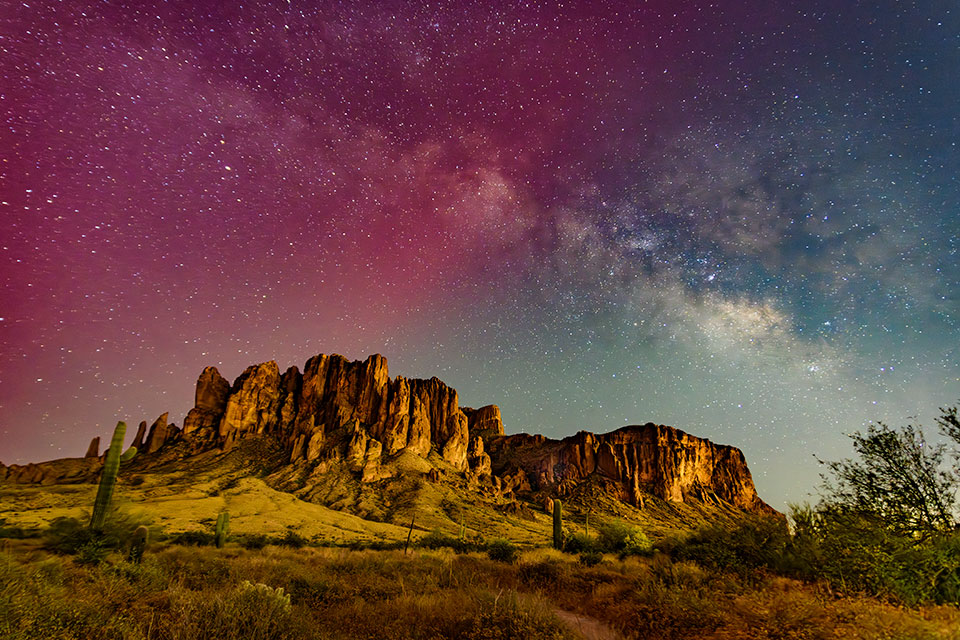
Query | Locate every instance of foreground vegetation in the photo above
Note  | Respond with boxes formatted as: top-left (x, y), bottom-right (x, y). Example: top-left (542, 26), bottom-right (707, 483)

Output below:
top-left (3, 540), bottom-right (960, 640)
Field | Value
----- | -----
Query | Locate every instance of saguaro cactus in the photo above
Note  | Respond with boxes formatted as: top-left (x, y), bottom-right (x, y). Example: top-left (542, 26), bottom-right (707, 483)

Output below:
top-left (90, 421), bottom-right (136, 530)
top-left (552, 499), bottom-right (563, 550)
top-left (215, 510), bottom-right (230, 548)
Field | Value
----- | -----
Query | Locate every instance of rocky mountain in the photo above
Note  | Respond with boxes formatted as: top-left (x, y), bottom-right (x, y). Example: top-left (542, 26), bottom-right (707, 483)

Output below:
top-left (0, 353), bottom-right (776, 517)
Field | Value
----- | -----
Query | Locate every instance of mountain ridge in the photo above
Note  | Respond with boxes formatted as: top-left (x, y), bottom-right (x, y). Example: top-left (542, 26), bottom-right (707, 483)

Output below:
top-left (0, 352), bottom-right (777, 520)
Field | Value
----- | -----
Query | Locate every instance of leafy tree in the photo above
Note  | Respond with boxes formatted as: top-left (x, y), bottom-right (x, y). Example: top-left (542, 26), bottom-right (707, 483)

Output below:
top-left (786, 404), bottom-right (960, 604)
top-left (818, 405), bottom-right (959, 537)
top-left (938, 405), bottom-right (960, 459)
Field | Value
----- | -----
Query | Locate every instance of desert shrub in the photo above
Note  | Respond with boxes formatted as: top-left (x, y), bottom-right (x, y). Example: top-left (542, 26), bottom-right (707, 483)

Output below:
top-left (623, 530), bottom-right (653, 556)
top-left (416, 529), bottom-right (482, 553)
top-left (578, 551), bottom-right (603, 567)
top-left (672, 560), bottom-right (709, 590)
top-left (486, 539), bottom-right (518, 564)
top-left (278, 530), bottom-right (307, 549)
top-left (596, 520), bottom-right (651, 555)
top-left (675, 516), bottom-right (789, 576)
top-left (162, 547), bottom-right (233, 590)
top-left (466, 589), bottom-right (570, 640)
top-left (358, 538), bottom-right (404, 551)
top-left (925, 533), bottom-right (960, 604)
top-left (777, 503), bottom-right (823, 580)
top-left (161, 579), bottom-right (307, 640)
top-left (796, 507), bottom-right (960, 605)
top-left (562, 532), bottom-right (598, 554)
top-left (418, 528), bottom-right (460, 550)
top-left (239, 533), bottom-right (270, 550)
top-left (43, 517), bottom-right (97, 555)
top-left (74, 538), bottom-right (109, 565)
top-left (801, 403), bottom-right (960, 605)
top-left (287, 575), bottom-right (334, 608)
top-left (519, 560), bottom-right (565, 589)
top-left (170, 530), bottom-right (215, 546)
top-left (626, 585), bottom-right (726, 640)
top-left (886, 533), bottom-right (960, 605)
top-left (103, 557), bottom-right (171, 592)
top-left (43, 511), bottom-right (154, 562)
top-left (43, 516), bottom-right (116, 564)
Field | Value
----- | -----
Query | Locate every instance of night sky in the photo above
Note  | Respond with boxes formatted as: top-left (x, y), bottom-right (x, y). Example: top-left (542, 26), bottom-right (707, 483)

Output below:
top-left (2, 1), bottom-right (958, 511)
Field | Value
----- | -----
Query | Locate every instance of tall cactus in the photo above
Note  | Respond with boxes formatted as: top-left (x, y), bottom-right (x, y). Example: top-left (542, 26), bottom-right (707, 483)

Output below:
top-left (215, 510), bottom-right (230, 548)
top-left (90, 421), bottom-right (134, 530)
top-left (552, 499), bottom-right (563, 550)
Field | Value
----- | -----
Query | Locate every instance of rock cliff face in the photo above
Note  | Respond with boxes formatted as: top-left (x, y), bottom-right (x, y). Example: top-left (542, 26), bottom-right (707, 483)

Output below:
top-left (486, 424), bottom-right (774, 514)
top-left (1, 352), bottom-right (775, 516)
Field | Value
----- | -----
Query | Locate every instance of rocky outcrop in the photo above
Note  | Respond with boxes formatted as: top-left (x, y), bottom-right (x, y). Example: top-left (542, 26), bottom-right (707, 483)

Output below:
top-left (486, 423), bottom-right (774, 514)
top-left (467, 434), bottom-right (492, 477)
top-left (0, 457), bottom-right (104, 485)
top-left (219, 362), bottom-right (283, 448)
top-left (463, 405), bottom-right (504, 437)
top-left (85, 437), bottom-right (100, 458)
top-left (174, 353), bottom-right (477, 475)
top-left (132, 421), bottom-right (147, 450)
top-left (144, 413), bottom-right (176, 454)
top-left (183, 367), bottom-right (231, 439)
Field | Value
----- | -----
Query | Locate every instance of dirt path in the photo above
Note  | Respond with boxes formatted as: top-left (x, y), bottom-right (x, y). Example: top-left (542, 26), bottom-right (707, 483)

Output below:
top-left (552, 607), bottom-right (623, 640)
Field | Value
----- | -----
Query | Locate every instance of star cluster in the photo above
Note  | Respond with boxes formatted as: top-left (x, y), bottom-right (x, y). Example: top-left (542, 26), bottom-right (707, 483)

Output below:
top-left (2, 0), bottom-right (957, 510)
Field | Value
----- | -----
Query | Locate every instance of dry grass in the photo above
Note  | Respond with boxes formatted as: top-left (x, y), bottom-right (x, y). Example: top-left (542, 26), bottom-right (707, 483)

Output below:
top-left (2, 542), bottom-right (958, 640)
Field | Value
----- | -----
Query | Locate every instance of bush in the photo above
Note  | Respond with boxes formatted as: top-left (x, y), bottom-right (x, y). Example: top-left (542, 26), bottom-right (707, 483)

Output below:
top-left (44, 510), bottom-right (156, 561)
top-left (415, 529), bottom-right (482, 553)
top-left (74, 537), bottom-right (109, 565)
top-left (44, 517), bottom-right (97, 555)
top-left (418, 529), bottom-right (461, 550)
top-left (519, 560), bottom-right (564, 589)
top-left (578, 551), bottom-right (603, 567)
top-left (675, 516), bottom-right (789, 576)
top-left (170, 530), bottom-right (215, 546)
top-left (486, 539), bottom-right (518, 564)
top-left (623, 530), bottom-right (653, 556)
top-left (596, 520), bottom-right (651, 555)
top-left (789, 506), bottom-right (960, 605)
top-left (239, 533), bottom-right (270, 550)
top-left (279, 530), bottom-right (308, 549)
top-left (563, 532), bottom-right (598, 554)
top-left (171, 579), bottom-right (301, 639)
